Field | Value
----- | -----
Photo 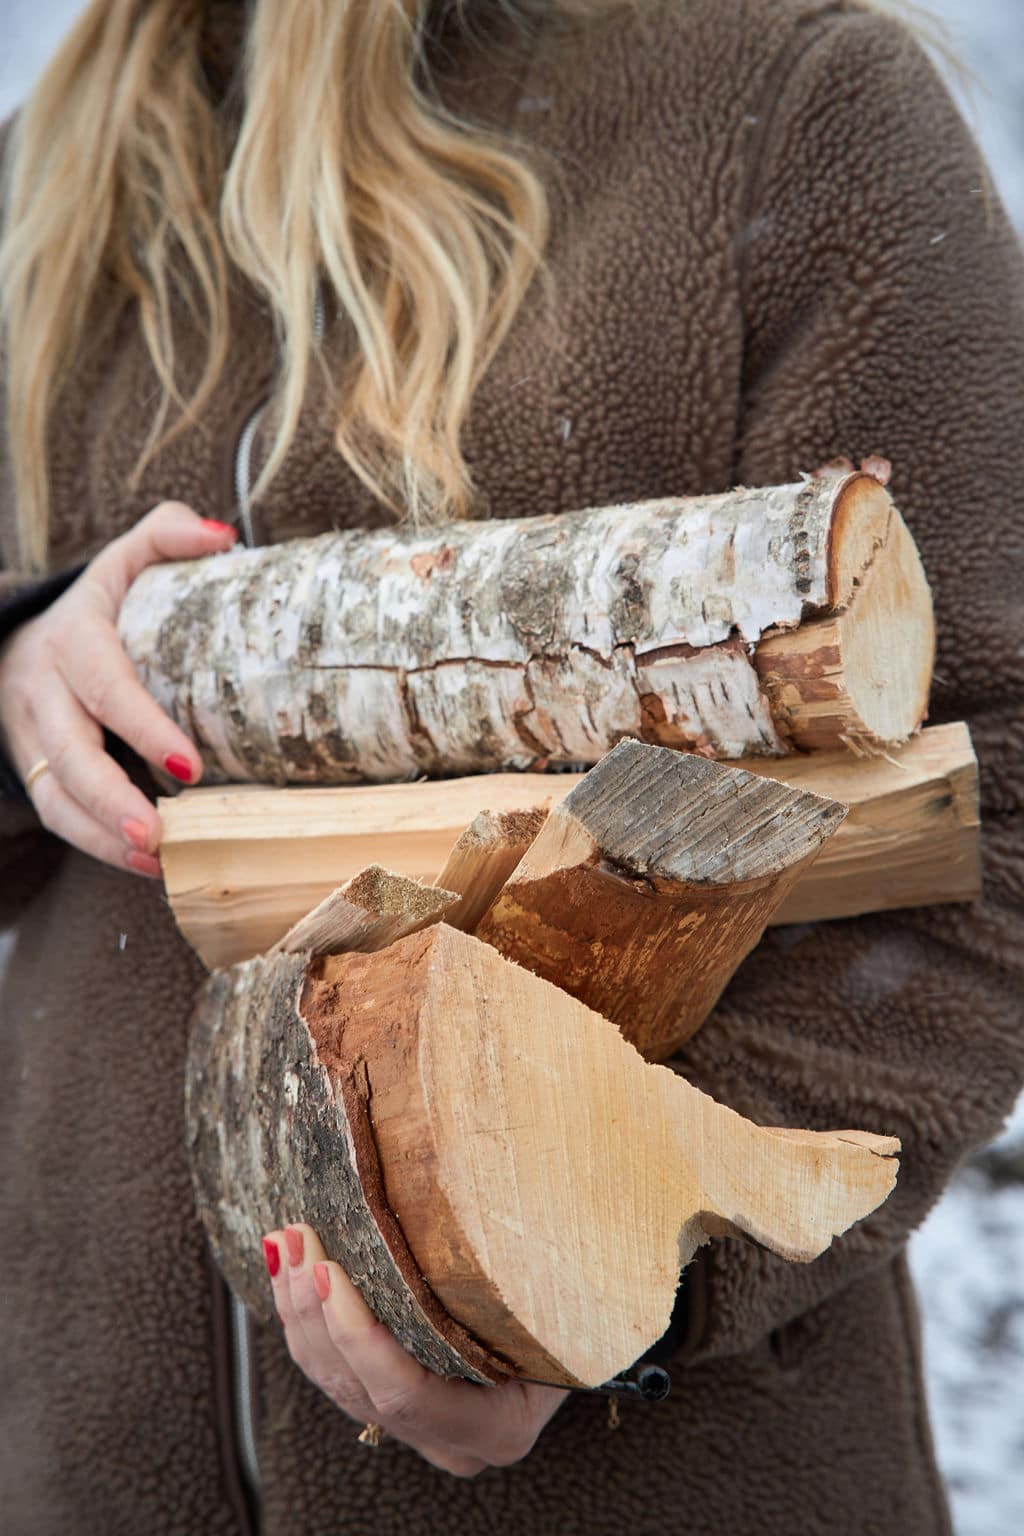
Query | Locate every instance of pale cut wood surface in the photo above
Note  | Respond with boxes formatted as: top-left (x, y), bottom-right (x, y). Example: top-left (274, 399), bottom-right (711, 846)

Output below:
top-left (755, 485), bottom-right (935, 751)
top-left (188, 925), bottom-right (899, 1388)
top-left (743, 722), bottom-right (980, 924)
top-left (122, 469), bottom-right (930, 780)
top-left (433, 808), bottom-right (548, 933)
top-left (474, 741), bottom-right (846, 1058)
top-left (159, 724), bottom-right (979, 969)
top-left (268, 866), bottom-right (457, 956)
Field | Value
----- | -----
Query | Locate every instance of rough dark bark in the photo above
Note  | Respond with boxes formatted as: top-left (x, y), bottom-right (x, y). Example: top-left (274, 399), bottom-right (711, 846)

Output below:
top-left (185, 951), bottom-right (505, 1383)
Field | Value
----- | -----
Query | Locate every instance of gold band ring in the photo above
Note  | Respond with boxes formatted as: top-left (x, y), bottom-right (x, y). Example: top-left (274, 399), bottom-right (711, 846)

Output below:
top-left (23, 758), bottom-right (51, 795)
top-left (357, 1422), bottom-right (385, 1448)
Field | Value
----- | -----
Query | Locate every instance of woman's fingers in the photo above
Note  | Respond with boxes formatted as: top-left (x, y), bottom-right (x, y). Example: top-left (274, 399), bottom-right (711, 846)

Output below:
top-left (264, 1228), bottom-right (490, 1474)
top-left (32, 677), bottom-right (163, 854)
top-left (83, 501), bottom-right (239, 615)
top-left (0, 500), bottom-right (237, 875)
top-left (315, 1258), bottom-right (566, 1468)
top-left (264, 1228), bottom-right (375, 1423)
top-left (61, 503), bottom-right (239, 786)
top-left (55, 619), bottom-right (203, 788)
top-left (27, 760), bottom-right (160, 876)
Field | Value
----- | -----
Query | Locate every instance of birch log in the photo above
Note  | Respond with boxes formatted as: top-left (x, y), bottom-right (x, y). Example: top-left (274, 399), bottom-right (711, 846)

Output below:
top-left (121, 469), bottom-right (933, 783)
top-left (187, 924), bottom-right (899, 1387)
top-left (159, 723), bottom-right (979, 969)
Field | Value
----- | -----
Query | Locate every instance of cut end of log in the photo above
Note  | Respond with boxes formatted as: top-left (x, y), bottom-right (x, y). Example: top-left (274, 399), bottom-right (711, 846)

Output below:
top-left (825, 472), bottom-right (893, 610)
top-left (756, 485), bottom-right (934, 752)
top-left (552, 739), bottom-right (846, 886)
top-left (306, 924), bottom-right (899, 1384)
top-left (838, 504), bottom-right (935, 747)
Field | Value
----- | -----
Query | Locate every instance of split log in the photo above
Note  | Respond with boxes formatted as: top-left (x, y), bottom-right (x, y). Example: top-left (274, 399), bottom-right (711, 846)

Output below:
top-left (121, 469), bottom-right (933, 783)
top-left (740, 724), bottom-right (980, 925)
top-left (160, 772), bottom-right (569, 969)
top-left (159, 723), bottom-right (979, 969)
top-left (268, 866), bottom-right (457, 957)
top-left (474, 741), bottom-right (846, 1060)
top-left (187, 923), bottom-right (899, 1388)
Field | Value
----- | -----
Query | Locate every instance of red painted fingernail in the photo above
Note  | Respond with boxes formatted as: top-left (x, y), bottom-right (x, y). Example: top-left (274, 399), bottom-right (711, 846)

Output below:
top-left (283, 1227), bottom-right (304, 1268)
top-left (200, 518), bottom-right (238, 538)
top-left (263, 1238), bottom-right (280, 1277)
top-left (313, 1263), bottom-right (331, 1303)
top-left (126, 850), bottom-right (162, 879)
top-left (121, 817), bottom-right (151, 852)
top-left (164, 754), bottom-right (193, 784)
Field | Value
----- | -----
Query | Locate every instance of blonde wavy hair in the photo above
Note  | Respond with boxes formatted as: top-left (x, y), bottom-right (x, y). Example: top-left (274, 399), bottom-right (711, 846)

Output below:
top-left (0, 0), bottom-right (627, 570)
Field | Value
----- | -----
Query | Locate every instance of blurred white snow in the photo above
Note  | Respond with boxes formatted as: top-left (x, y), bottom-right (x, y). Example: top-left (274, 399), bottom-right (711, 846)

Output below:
top-left (1, 3), bottom-right (1022, 1533)
top-left (911, 1097), bottom-right (1024, 1536)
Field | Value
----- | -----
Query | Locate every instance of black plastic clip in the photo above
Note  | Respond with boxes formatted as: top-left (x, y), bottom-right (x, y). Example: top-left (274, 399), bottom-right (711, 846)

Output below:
top-left (515, 1363), bottom-right (671, 1402)
top-left (594, 1364), bottom-right (671, 1402)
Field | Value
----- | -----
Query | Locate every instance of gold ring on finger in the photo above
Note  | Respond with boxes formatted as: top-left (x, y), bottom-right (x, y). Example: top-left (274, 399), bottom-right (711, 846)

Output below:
top-left (23, 758), bottom-right (51, 795)
top-left (357, 1422), bottom-right (386, 1448)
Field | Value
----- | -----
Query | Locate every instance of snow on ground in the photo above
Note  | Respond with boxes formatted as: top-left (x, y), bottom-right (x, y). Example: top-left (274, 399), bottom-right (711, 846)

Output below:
top-left (1, 3), bottom-right (1022, 1532)
top-left (909, 1091), bottom-right (1024, 1536)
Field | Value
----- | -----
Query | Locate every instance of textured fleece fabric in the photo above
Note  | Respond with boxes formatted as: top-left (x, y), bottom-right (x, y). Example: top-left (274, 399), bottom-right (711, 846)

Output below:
top-left (2, 2), bottom-right (1022, 1532)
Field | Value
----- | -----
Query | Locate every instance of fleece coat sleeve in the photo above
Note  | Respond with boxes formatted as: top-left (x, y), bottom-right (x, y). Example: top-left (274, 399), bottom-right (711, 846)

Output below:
top-left (0, 571), bottom-right (81, 923)
top-left (678, 6), bottom-right (1024, 1363)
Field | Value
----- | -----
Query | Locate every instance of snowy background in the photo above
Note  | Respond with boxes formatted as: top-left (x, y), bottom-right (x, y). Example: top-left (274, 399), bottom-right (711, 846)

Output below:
top-left (1, 2), bottom-right (1022, 1532)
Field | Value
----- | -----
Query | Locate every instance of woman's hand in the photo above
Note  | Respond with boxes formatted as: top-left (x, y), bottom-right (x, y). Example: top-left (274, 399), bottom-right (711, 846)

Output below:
top-left (264, 1224), bottom-right (568, 1477)
top-left (0, 502), bottom-right (237, 875)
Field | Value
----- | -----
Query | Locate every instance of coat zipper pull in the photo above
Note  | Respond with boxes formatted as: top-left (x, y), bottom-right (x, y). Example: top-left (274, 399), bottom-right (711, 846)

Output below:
top-left (232, 279), bottom-right (326, 549)
top-left (234, 404), bottom-right (265, 549)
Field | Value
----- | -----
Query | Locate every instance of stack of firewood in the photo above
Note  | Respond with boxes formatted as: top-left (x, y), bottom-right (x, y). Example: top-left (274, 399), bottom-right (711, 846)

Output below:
top-left (121, 466), bottom-right (976, 1387)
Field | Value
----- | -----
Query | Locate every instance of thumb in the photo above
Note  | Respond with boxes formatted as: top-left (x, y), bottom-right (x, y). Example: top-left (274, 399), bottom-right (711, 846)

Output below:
top-left (87, 501), bottom-right (239, 613)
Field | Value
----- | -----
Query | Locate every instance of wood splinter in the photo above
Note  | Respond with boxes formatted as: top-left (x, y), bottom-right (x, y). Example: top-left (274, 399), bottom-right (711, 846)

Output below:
top-left (433, 807), bottom-right (548, 932)
top-left (187, 925), bottom-right (899, 1390)
top-left (269, 864), bottom-right (458, 957)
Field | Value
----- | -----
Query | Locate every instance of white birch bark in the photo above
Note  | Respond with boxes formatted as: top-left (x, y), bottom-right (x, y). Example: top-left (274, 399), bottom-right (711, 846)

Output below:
top-left (120, 469), bottom-right (924, 783)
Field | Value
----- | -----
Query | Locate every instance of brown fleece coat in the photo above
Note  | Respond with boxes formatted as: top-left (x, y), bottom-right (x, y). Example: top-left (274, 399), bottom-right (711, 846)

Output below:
top-left (2, 2), bottom-right (1022, 1532)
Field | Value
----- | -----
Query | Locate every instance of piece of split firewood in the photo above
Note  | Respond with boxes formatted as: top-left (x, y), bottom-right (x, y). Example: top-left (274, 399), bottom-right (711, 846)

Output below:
top-left (186, 924), bottom-right (899, 1389)
top-left (122, 468), bottom-right (933, 782)
top-left (268, 865), bottom-right (458, 956)
top-left (158, 715), bottom-right (976, 958)
top-left (432, 807), bottom-right (548, 932)
top-left (474, 740), bottom-right (846, 1059)
top-left (158, 723), bottom-right (979, 970)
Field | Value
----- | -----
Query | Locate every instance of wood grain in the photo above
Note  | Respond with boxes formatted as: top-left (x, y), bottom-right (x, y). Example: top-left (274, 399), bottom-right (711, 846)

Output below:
top-left (187, 926), bottom-right (899, 1388)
